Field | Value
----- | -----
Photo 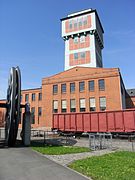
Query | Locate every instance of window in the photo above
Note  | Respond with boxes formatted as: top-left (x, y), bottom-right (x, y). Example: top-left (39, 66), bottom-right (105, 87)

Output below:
top-left (31, 107), bottom-right (35, 124)
top-left (74, 37), bottom-right (78, 43)
top-left (79, 81), bottom-right (85, 92)
top-left (38, 107), bottom-right (42, 116)
top-left (70, 82), bottom-right (75, 93)
top-left (38, 93), bottom-right (42, 101)
top-left (79, 18), bottom-right (82, 27)
top-left (89, 80), bottom-right (95, 91)
top-left (80, 98), bottom-right (86, 112)
top-left (53, 100), bottom-right (58, 113)
top-left (83, 16), bottom-right (87, 26)
top-left (69, 20), bottom-right (72, 29)
top-left (61, 84), bottom-right (66, 93)
top-left (70, 99), bottom-right (76, 112)
top-left (32, 93), bottom-right (35, 101)
top-left (74, 53), bottom-right (78, 60)
top-left (53, 85), bottom-right (58, 94)
top-left (100, 97), bottom-right (106, 111)
top-left (89, 98), bottom-right (96, 111)
top-left (25, 94), bottom-right (29, 102)
top-left (80, 35), bottom-right (85, 43)
top-left (80, 52), bottom-right (85, 59)
top-left (74, 19), bottom-right (77, 28)
top-left (61, 100), bottom-right (67, 113)
top-left (99, 79), bottom-right (105, 91)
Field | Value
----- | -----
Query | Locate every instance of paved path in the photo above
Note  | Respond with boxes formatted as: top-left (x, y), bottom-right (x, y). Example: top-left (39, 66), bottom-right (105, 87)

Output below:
top-left (44, 149), bottom-right (114, 166)
top-left (0, 147), bottom-right (89, 180)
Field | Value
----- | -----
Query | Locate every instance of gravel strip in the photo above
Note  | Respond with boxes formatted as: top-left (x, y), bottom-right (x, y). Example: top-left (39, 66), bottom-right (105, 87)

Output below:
top-left (44, 149), bottom-right (114, 166)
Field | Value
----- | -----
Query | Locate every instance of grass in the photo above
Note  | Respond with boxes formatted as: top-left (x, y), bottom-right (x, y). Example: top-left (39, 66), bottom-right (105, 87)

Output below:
top-left (31, 142), bottom-right (90, 155)
top-left (69, 151), bottom-right (135, 180)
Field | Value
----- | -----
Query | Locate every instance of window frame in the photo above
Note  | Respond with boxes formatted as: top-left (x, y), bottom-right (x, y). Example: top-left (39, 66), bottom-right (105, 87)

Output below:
top-left (61, 100), bottom-right (67, 113)
top-left (70, 82), bottom-right (75, 93)
top-left (99, 97), bottom-right (106, 111)
top-left (99, 79), bottom-right (105, 91)
top-left (79, 81), bottom-right (85, 92)
top-left (61, 84), bottom-right (66, 94)
top-left (32, 93), bottom-right (36, 101)
top-left (89, 80), bottom-right (95, 91)
top-left (70, 99), bottom-right (76, 112)
top-left (53, 84), bottom-right (58, 94)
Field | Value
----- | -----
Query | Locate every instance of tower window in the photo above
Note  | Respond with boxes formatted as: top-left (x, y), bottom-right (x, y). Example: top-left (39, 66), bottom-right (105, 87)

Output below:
top-left (80, 35), bottom-right (85, 43)
top-left (69, 20), bottom-right (72, 29)
top-left (83, 16), bottom-right (87, 26)
top-left (74, 53), bottom-right (78, 60)
top-left (74, 19), bottom-right (77, 28)
top-left (80, 52), bottom-right (85, 59)
top-left (74, 37), bottom-right (78, 43)
top-left (79, 18), bottom-right (83, 27)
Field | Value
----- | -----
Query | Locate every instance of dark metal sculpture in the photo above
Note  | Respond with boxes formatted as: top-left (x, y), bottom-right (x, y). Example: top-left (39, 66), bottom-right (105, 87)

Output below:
top-left (5, 67), bottom-right (21, 146)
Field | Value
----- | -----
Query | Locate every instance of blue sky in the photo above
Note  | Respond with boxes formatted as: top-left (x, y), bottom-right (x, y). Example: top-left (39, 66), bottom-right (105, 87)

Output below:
top-left (0, 0), bottom-right (135, 99)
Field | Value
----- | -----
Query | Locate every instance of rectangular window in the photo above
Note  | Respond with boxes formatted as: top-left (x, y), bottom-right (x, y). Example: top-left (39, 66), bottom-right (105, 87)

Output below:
top-left (74, 37), bottom-right (78, 43)
top-left (100, 97), bottom-right (106, 111)
top-left (25, 94), bottom-right (29, 102)
top-left (79, 81), bottom-right (85, 92)
top-left (70, 99), bottom-right (76, 112)
top-left (80, 35), bottom-right (85, 43)
top-left (83, 16), bottom-right (87, 26)
top-left (61, 84), bottom-right (66, 93)
top-left (38, 93), bottom-right (42, 101)
top-left (32, 93), bottom-right (35, 101)
top-left (53, 85), bottom-right (58, 94)
top-left (53, 100), bottom-right (58, 113)
top-left (89, 80), bottom-right (95, 91)
top-left (89, 98), bottom-right (96, 111)
top-left (31, 107), bottom-right (35, 124)
top-left (61, 100), bottom-right (67, 113)
top-left (69, 20), bottom-right (72, 29)
top-left (38, 107), bottom-right (42, 116)
top-left (79, 18), bottom-right (82, 27)
top-left (80, 98), bottom-right (86, 112)
top-left (70, 82), bottom-right (75, 93)
top-left (80, 52), bottom-right (85, 59)
top-left (74, 53), bottom-right (78, 60)
top-left (74, 19), bottom-right (77, 28)
top-left (99, 79), bottom-right (105, 91)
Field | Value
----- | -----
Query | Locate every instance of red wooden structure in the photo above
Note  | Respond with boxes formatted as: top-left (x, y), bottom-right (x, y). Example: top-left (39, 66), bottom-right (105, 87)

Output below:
top-left (53, 109), bottom-right (135, 133)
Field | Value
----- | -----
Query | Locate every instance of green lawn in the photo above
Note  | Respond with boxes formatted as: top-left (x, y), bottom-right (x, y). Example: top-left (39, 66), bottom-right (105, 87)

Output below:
top-left (69, 151), bottom-right (135, 180)
top-left (32, 144), bottom-right (90, 155)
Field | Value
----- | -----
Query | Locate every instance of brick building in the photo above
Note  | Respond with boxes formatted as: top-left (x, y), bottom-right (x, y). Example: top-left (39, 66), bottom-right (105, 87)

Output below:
top-left (0, 9), bottom-right (135, 130)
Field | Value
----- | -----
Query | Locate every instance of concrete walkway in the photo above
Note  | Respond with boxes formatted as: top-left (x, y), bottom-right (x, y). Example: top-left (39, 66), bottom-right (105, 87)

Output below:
top-left (0, 147), bottom-right (89, 180)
